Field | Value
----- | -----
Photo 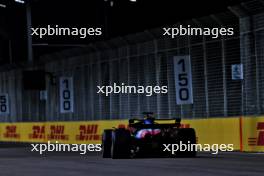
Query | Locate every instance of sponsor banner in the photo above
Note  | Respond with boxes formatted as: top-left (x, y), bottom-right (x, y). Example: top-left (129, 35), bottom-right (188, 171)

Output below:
top-left (0, 117), bottom-right (262, 152)
top-left (242, 116), bottom-right (264, 152)
top-left (0, 120), bottom-right (128, 144)
top-left (182, 118), bottom-right (240, 151)
top-left (0, 123), bottom-right (46, 143)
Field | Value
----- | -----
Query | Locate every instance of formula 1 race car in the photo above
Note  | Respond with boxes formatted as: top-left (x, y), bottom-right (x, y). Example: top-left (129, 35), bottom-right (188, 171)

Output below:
top-left (102, 112), bottom-right (196, 159)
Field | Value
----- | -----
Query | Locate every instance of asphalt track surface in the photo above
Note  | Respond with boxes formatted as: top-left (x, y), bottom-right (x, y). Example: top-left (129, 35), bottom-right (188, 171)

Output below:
top-left (0, 147), bottom-right (263, 176)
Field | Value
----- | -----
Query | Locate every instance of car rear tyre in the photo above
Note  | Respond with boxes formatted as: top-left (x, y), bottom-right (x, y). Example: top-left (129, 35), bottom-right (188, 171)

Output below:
top-left (111, 129), bottom-right (131, 159)
top-left (175, 128), bottom-right (197, 157)
top-left (102, 129), bottom-right (113, 158)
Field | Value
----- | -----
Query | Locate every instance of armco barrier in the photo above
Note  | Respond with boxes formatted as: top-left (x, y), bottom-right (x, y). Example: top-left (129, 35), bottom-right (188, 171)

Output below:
top-left (0, 117), bottom-right (263, 152)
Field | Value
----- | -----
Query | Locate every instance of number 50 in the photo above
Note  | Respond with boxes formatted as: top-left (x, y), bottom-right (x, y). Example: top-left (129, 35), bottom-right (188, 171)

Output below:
top-left (0, 95), bottom-right (7, 113)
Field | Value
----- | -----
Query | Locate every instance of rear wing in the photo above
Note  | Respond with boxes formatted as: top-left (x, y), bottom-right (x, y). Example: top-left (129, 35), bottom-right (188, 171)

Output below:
top-left (128, 118), bottom-right (181, 129)
top-left (129, 118), bottom-right (181, 124)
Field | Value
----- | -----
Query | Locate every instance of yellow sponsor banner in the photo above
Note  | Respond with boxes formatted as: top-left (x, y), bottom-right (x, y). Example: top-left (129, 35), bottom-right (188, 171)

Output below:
top-left (0, 117), bottom-right (263, 152)
top-left (0, 122), bottom-right (46, 143)
top-left (242, 116), bottom-right (264, 152)
top-left (183, 118), bottom-right (240, 151)
top-left (45, 120), bottom-right (127, 144)
top-left (0, 120), bottom-right (128, 144)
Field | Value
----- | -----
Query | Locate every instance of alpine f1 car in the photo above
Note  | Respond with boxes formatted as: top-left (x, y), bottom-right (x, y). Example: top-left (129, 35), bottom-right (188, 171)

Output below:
top-left (102, 112), bottom-right (196, 159)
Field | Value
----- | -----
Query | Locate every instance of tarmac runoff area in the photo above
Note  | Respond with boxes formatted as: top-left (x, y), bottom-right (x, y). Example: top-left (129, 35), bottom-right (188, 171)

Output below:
top-left (0, 147), bottom-right (263, 176)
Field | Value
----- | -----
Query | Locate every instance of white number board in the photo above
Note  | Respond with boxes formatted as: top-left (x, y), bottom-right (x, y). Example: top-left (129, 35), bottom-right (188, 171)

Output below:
top-left (173, 56), bottom-right (193, 105)
top-left (60, 77), bottom-right (74, 113)
top-left (0, 93), bottom-right (9, 115)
